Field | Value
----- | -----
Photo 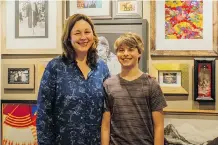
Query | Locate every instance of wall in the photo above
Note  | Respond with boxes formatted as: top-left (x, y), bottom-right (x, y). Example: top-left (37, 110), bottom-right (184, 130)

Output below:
top-left (1, 1), bottom-right (217, 111)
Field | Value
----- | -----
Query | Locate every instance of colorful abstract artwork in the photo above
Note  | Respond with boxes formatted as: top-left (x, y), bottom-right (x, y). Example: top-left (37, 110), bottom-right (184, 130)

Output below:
top-left (1, 102), bottom-right (37, 145)
top-left (77, 0), bottom-right (102, 9)
top-left (165, 0), bottom-right (203, 39)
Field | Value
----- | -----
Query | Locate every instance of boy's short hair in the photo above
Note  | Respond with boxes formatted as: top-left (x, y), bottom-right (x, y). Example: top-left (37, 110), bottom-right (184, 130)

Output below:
top-left (114, 32), bottom-right (144, 54)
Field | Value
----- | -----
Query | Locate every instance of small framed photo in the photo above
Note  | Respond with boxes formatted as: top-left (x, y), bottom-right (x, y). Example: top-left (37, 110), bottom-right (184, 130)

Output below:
top-left (194, 58), bottom-right (216, 102)
top-left (113, 0), bottom-right (142, 18)
top-left (159, 71), bottom-right (181, 87)
top-left (1, 100), bottom-right (37, 145)
top-left (66, 0), bottom-right (112, 19)
top-left (151, 63), bottom-right (189, 95)
top-left (4, 64), bottom-right (35, 89)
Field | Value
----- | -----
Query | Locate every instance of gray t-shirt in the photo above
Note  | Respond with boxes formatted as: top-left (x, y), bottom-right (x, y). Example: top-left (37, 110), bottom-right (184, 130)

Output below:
top-left (103, 73), bottom-right (167, 145)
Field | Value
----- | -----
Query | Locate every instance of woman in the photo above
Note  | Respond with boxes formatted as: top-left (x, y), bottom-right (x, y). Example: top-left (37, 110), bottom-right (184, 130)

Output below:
top-left (36, 14), bottom-right (110, 145)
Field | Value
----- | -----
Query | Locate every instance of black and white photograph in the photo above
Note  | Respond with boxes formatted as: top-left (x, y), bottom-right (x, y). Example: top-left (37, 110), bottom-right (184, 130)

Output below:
top-left (15, 0), bottom-right (48, 38)
top-left (8, 68), bottom-right (30, 84)
top-left (159, 71), bottom-right (181, 87)
top-left (163, 72), bottom-right (177, 84)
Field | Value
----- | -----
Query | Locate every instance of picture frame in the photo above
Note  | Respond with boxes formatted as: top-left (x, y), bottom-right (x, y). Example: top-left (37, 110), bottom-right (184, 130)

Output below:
top-left (93, 19), bottom-right (148, 74)
top-left (150, 1), bottom-right (218, 56)
top-left (3, 64), bottom-right (35, 89)
top-left (151, 63), bottom-right (189, 95)
top-left (194, 58), bottom-right (216, 102)
top-left (1, 0), bottom-right (63, 54)
top-left (113, 0), bottom-right (142, 19)
top-left (1, 100), bottom-right (37, 145)
top-left (163, 110), bottom-right (218, 145)
top-left (66, 0), bottom-right (112, 19)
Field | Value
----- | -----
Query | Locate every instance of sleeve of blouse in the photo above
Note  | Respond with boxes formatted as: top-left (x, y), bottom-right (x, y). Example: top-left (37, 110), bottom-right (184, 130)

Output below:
top-left (36, 60), bottom-right (57, 145)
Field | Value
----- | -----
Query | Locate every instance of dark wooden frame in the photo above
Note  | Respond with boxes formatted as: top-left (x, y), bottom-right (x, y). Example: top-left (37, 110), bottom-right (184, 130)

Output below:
top-left (194, 58), bottom-right (216, 102)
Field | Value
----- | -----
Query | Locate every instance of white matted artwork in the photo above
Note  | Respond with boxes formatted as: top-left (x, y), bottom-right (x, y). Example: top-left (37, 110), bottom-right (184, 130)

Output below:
top-left (155, 1), bottom-right (213, 50)
top-left (113, 0), bottom-right (142, 18)
top-left (1, 0), bottom-right (62, 54)
top-left (159, 71), bottom-right (181, 87)
top-left (164, 112), bottom-right (218, 145)
top-left (67, 0), bottom-right (111, 19)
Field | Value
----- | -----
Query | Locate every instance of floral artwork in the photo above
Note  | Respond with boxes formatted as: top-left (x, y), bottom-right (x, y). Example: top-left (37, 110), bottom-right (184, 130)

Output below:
top-left (2, 103), bottom-right (38, 145)
top-left (165, 0), bottom-right (203, 39)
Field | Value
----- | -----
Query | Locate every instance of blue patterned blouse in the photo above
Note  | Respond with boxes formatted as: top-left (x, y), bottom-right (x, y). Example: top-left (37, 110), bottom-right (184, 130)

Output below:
top-left (36, 56), bottom-right (110, 145)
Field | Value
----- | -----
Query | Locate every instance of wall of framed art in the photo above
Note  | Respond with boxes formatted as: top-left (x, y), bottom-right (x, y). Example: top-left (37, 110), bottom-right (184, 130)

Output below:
top-left (143, 1), bottom-right (218, 111)
top-left (1, 0), bottom-right (218, 112)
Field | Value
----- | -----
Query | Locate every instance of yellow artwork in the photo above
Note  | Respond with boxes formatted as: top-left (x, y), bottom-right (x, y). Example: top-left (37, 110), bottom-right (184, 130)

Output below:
top-left (37, 61), bottom-right (48, 90)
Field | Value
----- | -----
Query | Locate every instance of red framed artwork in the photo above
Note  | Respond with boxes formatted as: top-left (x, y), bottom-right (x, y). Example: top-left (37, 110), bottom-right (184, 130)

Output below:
top-left (1, 100), bottom-right (37, 145)
top-left (194, 58), bottom-right (216, 102)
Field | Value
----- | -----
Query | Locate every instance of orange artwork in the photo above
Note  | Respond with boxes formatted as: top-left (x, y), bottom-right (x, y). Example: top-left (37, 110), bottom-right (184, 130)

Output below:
top-left (2, 103), bottom-right (38, 145)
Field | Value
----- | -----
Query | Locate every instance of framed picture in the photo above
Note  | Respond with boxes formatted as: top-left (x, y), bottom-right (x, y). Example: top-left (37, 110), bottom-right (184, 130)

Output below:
top-left (151, 63), bottom-right (189, 95)
top-left (113, 0), bottom-right (142, 19)
top-left (93, 19), bottom-right (148, 74)
top-left (159, 71), bottom-right (181, 87)
top-left (3, 64), bottom-right (35, 89)
top-left (164, 110), bottom-right (218, 144)
top-left (1, 0), bottom-right (63, 54)
top-left (15, 1), bottom-right (48, 38)
top-left (66, 0), bottom-right (112, 19)
top-left (1, 100), bottom-right (37, 145)
top-left (150, 1), bottom-right (218, 56)
top-left (194, 58), bottom-right (215, 102)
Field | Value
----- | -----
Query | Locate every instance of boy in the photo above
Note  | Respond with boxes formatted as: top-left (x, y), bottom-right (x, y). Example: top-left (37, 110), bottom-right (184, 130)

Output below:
top-left (101, 32), bottom-right (167, 145)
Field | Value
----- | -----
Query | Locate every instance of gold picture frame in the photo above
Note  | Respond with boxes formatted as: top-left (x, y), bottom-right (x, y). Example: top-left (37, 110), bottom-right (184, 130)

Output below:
top-left (151, 63), bottom-right (189, 95)
top-left (4, 64), bottom-right (35, 89)
top-left (150, 1), bottom-right (218, 56)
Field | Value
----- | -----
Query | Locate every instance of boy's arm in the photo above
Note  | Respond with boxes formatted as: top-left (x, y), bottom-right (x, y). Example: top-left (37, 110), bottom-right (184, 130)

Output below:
top-left (101, 111), bottom-right (111, 145)
top-left (152, 109), bottom-right (164, 145)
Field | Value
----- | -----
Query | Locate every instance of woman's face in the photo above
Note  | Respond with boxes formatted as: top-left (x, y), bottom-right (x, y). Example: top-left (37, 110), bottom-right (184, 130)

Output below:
top-left (70, 19), bottom-right (94, 55)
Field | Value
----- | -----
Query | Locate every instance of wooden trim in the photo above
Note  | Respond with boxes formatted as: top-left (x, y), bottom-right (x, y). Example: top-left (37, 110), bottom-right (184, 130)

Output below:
top-left (150, 1), bottom-right (218, 56)
top-left (164, 109), bottom-right (218, 114)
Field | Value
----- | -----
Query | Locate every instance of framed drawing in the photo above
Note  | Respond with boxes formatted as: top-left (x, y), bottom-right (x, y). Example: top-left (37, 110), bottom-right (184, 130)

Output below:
top-left (93, 19), bottom-right (148, 74)
top-left (150, 1), bottom-right (218, 56)
top-left (66, 0), bottom-right (112, 19)
top-left (151, 63), bottom-right (189, 95)
top-left (194, 58), bottom-right (215, 102)
top-left (164, 110), bottom-right (218, 145)
top-left (3, 64), bottom-right (35, 89)
top-left (113, 0), bottom-right (142, 19)
top-left (1, 100), bottom-right (37, 145)
top-left (1, 0), bottom-right (63, 54)
top-left (15, 1), bottom-right (48, 38)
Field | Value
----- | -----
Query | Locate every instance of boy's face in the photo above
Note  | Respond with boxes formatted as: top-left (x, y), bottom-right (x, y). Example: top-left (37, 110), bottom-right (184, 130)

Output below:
top-left (116, 44), bottom-right (141, 69)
